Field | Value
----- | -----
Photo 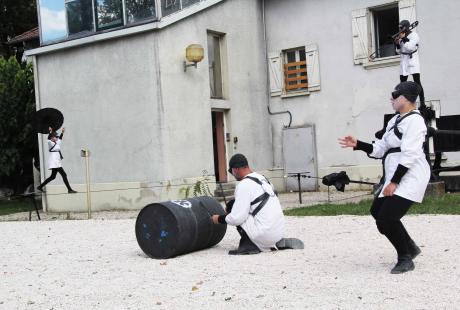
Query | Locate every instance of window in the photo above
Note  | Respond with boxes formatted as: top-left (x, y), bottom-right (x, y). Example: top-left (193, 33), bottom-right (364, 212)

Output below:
top-left (160, 0), bottom-right (201, 16)
top-left (125, 0), bottom-right (156, 24)
top-left (207, 32), bottom-right (224, 99)
top-left (182, 0), bottom-right (200, 9)
top-left (268, 44), bottom-right (320, 97)
top-left (95, 0), bottom-right (124, 30)
top-left (161, 0), bottom-right (181, 16)
top-left (352, 0), bottom-right (417, 66)
top-left (371, 4), bottom-right (399, 59)
top-left (65, 0), bottom-right (94, 36)
top-left (283, 47), bottom-right (308, 93)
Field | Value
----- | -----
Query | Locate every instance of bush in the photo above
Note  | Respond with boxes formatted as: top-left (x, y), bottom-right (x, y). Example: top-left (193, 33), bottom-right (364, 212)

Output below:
top-left (0, 57), bottom-right (37, 192)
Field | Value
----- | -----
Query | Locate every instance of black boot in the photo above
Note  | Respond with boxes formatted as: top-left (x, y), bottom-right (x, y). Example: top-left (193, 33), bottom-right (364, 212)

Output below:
top-left (68, 189), bottom-right (77, 194)
top-left (228, 228), bottom-right (261, 255)
top-left (391, 257), bottom-right (415, 274)
top-left (276, 238), bottom-right (304, 250)
top-left (408, 239), bottom-right (421, 259)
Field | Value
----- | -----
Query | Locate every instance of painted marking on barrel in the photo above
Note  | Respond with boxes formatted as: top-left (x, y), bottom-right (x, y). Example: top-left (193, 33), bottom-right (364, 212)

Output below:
top-left (160, 230), bottom-right (169, 238)
top-left (171, 200), bottom-right (192, 209)
top-left (142, 223), bottom-right (151, 240)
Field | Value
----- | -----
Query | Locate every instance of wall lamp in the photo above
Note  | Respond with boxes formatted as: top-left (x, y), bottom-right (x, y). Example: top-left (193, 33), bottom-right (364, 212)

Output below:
top-left (184, 44), bottom-right (204, 72)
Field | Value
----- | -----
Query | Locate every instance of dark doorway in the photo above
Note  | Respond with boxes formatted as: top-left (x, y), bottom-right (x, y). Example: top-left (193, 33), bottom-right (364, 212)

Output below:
top-left (211, 111), bottom-right (227, 182)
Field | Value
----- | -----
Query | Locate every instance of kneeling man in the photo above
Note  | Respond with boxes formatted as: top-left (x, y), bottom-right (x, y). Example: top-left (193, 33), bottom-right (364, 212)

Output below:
top-left (212, 154), bottom-right (303, 255)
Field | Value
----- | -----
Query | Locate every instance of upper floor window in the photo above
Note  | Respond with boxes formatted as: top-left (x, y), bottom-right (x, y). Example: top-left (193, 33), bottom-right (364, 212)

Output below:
top-left (352, 0), bottom-right (417, 66)
top-left (38, 0), bottom-right (205, 45)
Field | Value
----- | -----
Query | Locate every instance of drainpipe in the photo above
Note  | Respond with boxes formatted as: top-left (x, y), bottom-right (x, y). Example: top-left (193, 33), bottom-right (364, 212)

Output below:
top-left (32, 55), bottom-right (48, 212)
top-left (261, 0), bottom-right (292, 128)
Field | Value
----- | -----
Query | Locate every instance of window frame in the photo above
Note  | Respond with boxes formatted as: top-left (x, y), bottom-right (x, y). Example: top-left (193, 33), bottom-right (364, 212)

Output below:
top-left (369, 2), bottom-right (399, 61)
top-left (37, 0), bottom-right (206, 46)
top-left (207, 31), bottom-right (225, 100)
top-left (281, 46), bottom-right (309, 96)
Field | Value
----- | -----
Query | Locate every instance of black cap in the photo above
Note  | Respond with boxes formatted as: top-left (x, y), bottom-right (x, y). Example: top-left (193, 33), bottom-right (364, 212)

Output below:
top-left (392, 81), bottom-right (420, 103)
top-left (228, 154), bottom-right (249, 173)
top-left (399, 20), bottom-right (410, 30)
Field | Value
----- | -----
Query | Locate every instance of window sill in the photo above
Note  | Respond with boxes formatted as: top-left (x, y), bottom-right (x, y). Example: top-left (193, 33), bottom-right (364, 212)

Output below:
top-left (210, 98), bottom-right (230, 110)
top-left (363, 56), bottom-right (400, 70)
top-left (281, 90), bottom-right (310, 99)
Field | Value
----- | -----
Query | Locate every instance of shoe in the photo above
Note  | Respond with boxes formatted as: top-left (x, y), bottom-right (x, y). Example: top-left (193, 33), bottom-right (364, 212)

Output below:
top-left (276, 238), bottom-right (304, 250)
top-left (391, 257), bottom-right (415, 274)
top-left (36, 186), bottom-right (45, 193)
top-left (408, 239), bottom-right (421, 259)
top-left (68, 190), bottom-right (77, 194)
top-left (228, 248), bottom-right (261, 255)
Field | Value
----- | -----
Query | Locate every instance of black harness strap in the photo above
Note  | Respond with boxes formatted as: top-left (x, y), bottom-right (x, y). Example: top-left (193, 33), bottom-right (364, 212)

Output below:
top-left (49, 142), bottom-right (63, 160)
top-left (389, 111), bottom-right (422, 140)
top-left (244, 176), bottom-right (272, 217)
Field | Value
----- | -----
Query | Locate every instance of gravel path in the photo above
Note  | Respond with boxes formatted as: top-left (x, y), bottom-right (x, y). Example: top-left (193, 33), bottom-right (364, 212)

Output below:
top-left (1, 215), bottom-right (458, 309)
top-left (0, 191), bottom-right (373, 222)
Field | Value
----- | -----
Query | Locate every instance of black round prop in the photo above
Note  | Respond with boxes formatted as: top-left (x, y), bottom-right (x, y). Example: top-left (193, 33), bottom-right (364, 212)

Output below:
top-left (135, 196), bottom-right (227, 259)
top-left (33, 108), bottom-right (64, 134)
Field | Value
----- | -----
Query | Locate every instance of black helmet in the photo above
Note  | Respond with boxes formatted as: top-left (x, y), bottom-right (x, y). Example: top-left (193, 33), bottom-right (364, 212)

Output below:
top-left (228, 154), bottom-right (249, 173)
top-left (392, 81), bottom-right (420, 103)
top-left (399, 20), bottom-right (410, 31)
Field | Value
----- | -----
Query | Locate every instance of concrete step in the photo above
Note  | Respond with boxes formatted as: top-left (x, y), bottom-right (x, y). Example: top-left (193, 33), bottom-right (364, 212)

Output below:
top-left (216, 182), bottom-right (236, 190)
top-left (215, 195), bottom-right (235, 203)
top-left (214, 188), bottom-right (234, 197)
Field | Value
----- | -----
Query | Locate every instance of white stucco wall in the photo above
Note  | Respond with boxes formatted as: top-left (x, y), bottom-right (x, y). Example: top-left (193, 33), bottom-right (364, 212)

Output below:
top-left (264, 0), bottom-right (460, 184)
top-left (33, 0), bottom-right (275, 212)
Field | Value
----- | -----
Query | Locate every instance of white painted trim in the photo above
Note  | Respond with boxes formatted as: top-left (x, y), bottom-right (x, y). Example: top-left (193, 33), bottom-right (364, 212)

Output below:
top-left (363, 55), bottom-right (400, 69)
top-left (26, 0), bottom-right (225, 56)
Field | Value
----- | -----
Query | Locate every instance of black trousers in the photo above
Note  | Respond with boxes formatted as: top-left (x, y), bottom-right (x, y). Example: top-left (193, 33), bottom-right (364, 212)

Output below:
top-left (236, 226), bottom-right (260, 252)
top-left (39, 167), bottom-right (72, 191)
top-left (370, 195), bottom-right (414, 259)
top-left (400, 73), bottom-right (425, 105)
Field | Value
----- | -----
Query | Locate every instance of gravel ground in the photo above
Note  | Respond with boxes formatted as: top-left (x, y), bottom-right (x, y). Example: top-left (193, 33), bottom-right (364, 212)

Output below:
top-left (0, 215), bottom-right (459, 309)
top-left (0, 191), bottom-right (373, 222)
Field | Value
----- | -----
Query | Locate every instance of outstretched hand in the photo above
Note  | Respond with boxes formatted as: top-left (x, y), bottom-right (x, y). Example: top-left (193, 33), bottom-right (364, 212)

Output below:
top-left (338, 136), bottom-right (357, 148)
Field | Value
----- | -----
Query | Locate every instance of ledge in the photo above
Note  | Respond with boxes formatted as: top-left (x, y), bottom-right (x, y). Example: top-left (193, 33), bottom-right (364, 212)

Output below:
top-left (363, 56), bottom-right (400, 70)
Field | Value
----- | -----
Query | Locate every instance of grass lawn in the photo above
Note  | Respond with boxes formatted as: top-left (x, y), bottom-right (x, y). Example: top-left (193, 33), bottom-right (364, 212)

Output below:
top-left (0, 198), bottom-right (42, 216)
top-left (285, 193), bottom-right (460, 216)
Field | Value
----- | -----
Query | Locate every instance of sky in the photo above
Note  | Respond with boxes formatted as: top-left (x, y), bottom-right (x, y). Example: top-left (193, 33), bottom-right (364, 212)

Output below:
top-left (39, 0), bottom-right (67, 42)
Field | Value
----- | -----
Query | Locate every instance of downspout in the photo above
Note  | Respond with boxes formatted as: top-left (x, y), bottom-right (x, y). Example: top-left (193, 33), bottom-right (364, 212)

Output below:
top-left (261, 0), bottom-right (292, 128)
top-left (32, 55), bottom-right (48, 212)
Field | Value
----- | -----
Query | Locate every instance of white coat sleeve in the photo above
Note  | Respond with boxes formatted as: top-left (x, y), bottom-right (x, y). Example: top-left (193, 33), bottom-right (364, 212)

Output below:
top-left (225, 182), bottom-right (252, 226)
top-left (369, 138), bottom-right (390, 159)
top-left (402, 33), bottom-right (419, 52)
top-left (398, 117), bottom-right (426, 168)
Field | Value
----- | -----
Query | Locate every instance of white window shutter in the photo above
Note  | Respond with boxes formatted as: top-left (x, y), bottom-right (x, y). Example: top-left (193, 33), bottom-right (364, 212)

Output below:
top-left (305, 43), bottom-right (320, 92)
top-left (268, 52), bottom-right (282, 96)
top-left (399, 0), bottom-right (417, 25)
top-left (351, 8), bottom-right (369, 65)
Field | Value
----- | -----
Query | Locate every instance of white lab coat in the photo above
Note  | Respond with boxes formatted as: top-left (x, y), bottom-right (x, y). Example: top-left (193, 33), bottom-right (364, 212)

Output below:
top-left (225, 172), bottom-right (285, 251)
top-left (370, 110), bottom-right (430, 203)
top-left (396, 32), bottom-right (420, 76)
top-left (47, 139), bottom-right (62, 169)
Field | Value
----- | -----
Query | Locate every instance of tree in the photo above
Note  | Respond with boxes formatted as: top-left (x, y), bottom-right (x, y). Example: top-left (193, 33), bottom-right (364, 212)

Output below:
top-left (0, 57), bottom-right (37, 192)
top-left (0, 0), bottom-right (38, 58)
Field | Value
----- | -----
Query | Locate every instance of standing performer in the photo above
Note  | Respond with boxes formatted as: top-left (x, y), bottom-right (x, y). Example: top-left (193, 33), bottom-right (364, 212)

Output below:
top-left (211, 154), bottom-right (302, 255)
top-left (395, 20), bottom-right (425, 106)
top-left (37, 127), bottom-right (77, 194)
top-left (339, 81), bottom-right (430, 274)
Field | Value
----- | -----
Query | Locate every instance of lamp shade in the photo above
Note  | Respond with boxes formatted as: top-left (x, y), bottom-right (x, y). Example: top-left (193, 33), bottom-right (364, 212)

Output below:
top-left (185, 44), bottom-right (204, 63)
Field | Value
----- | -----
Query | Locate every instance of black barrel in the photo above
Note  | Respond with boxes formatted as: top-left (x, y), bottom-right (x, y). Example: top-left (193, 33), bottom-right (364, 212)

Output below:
top-left (135, 196), bottom-right (227, 259)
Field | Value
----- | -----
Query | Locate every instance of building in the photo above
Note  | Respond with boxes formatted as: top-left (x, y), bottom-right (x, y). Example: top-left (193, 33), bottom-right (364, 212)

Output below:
top-left (27, 0), bottom-right (460, 212)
